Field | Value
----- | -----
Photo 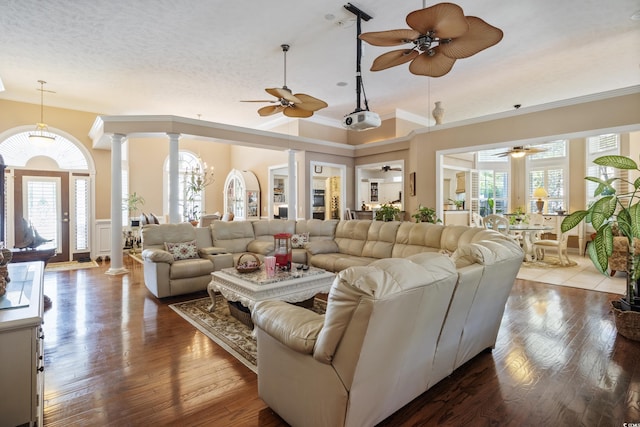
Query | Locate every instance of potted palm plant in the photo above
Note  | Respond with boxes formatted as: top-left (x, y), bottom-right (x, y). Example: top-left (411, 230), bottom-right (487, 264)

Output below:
top-left (124, 192), bottom-right (145, 226)
top-left (561, 155), bottom-right (640, 338)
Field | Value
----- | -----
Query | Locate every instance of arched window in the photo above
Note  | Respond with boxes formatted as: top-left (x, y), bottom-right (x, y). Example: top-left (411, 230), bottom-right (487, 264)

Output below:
top-left (164, 151), bottom-right (211, 222)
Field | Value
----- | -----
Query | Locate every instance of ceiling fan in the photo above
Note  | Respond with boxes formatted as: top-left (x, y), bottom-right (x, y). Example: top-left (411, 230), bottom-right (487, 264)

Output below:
top-left (242, 44), bottom-right (327, 118)
top-left (495, 146), bottom-right (547, 158)
top-left (358, 2), bottom-right (503, 77)
top-left (382, 165), bottom-right (402, 172)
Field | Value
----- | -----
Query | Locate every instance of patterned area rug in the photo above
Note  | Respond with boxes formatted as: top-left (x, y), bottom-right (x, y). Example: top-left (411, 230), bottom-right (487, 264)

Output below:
top-left (521, 255), bottom-right (577, 269)
top-left (169, 295), bottom-right (326, 373)
top-left (45, 260), bottom-right (100, 272)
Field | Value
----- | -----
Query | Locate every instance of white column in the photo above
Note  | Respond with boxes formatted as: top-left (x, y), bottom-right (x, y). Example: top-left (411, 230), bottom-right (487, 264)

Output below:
top-left (106, 133), bottom-right (127, 275)
top-left (287, 150), bottom-right (297, 220)
top-left (168, 133), bottom-right (180, 223)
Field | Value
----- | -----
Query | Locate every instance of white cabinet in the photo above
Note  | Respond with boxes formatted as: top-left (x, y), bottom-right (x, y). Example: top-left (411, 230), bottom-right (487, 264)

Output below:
top-left (0, 262), bottom-right (44, 427)
top-left (224, 169), bottom-right (260, 220)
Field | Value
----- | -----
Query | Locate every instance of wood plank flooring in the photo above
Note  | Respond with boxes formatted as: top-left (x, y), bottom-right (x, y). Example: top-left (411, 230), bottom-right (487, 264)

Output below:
top-left (41, 260), bottom-right (640, 426)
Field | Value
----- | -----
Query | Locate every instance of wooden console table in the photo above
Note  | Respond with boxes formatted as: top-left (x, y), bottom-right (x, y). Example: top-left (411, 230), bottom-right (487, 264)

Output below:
top-left (11, 247), bottom-right (56, 266)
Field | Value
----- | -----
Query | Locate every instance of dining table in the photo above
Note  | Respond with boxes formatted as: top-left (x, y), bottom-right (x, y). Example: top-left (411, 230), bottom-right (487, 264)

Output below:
top-left (509, 224), bottom-right (554, 262)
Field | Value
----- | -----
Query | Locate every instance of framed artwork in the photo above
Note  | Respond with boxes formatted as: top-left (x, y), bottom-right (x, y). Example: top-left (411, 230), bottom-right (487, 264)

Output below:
top-left (409, 172), bottom-right (416, 196)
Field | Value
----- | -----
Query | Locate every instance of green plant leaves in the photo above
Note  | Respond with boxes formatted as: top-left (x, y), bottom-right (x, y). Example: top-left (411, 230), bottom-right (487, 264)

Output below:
top-left (590, 196), bottom-right (616, 230)
top-left (561, 211), bottom-right (588, 233)
top-left (593, 155), bottom-right (638, 170)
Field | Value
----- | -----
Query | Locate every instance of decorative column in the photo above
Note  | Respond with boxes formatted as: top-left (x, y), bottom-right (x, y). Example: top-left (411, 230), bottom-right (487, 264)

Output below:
top-left (168, 133), bottom-right (180, 223)
top-left (106, 133), bottom-right (127, 275)
top-left (287, 150), bottom-right (297, 220)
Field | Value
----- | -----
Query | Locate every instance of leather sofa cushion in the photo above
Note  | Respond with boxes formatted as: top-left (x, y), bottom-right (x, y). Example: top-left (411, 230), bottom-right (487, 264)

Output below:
top-left (141, 223), bottom-right (196, 249)
top-left (309, 253), bottom-right (376, 272)
top-left (361, 221), bottom-right (401, 259)
top-left (306, 240), bottom-right (339, 255)
top-left (334, 220), bottom-right (371, 257)
top-left (391, 222), bottom-right (444, 258)
top-left (169, 258), bottom-right (214, 279)
top-left (247, 240), bottom-right (274, 255)
top-left (296, 219), bottom-right (339, 241)
top-left (252, 300), bottom-right (324, 354)
top-left (211, 221), bottom-right (255, 253)
top-left (252, 219), bottom-right (296, 238)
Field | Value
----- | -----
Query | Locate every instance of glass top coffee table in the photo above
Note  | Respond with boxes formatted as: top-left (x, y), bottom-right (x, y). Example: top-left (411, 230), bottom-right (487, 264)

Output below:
top-left (207, 265), bottom-right (335, 314)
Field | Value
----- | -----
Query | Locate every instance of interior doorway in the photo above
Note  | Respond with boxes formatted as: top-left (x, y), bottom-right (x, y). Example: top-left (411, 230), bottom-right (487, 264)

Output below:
top-left (310, 162), bottom-right (346, 220)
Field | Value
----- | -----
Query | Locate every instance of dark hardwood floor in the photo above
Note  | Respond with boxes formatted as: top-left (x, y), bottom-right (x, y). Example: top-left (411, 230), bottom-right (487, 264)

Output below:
top-left (41, 259), bottom-right (639, 426)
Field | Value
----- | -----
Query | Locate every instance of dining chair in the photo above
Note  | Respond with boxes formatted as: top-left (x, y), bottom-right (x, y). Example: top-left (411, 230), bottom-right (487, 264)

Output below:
top-left (471, 212), bottom-right (484, 228)
top-left (532, 232), bottom-right (570, 265)
top-left (483, 214), bottom-right (509, 235)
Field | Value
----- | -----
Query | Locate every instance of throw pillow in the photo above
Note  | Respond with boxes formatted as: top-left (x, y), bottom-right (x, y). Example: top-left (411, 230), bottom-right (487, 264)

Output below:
top-left (291, 232), bottom-right (310, 249)
top-left (164, 240), bottom-right (199, 260)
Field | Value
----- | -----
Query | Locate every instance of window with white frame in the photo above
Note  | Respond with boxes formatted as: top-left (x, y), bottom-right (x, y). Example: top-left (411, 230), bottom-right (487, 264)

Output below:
top-left (586, 133), bottom-right (620, 207)
top-left (164, 151), bottom-right (205, 222)
top-left (526, 140), bottom-right (568, 213)
top-left (477, 148), bottom-right (510, 215)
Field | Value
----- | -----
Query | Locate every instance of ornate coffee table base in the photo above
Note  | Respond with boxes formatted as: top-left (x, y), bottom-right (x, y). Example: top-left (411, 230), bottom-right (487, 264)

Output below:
top-left (207, 266), bottom-right (334, 320)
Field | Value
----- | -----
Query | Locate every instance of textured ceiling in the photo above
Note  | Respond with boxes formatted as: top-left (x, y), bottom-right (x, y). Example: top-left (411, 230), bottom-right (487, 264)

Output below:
top-left (1, 0), bottom-right (639, 131)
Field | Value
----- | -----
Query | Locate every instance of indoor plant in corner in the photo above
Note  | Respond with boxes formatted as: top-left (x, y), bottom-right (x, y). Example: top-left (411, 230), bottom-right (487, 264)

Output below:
top-left (561, 155), bottom-right (640, 339)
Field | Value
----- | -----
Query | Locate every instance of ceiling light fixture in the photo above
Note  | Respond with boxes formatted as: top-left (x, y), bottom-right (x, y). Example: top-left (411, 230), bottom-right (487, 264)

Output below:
top-left (29, 80), bottom-right (56, 144)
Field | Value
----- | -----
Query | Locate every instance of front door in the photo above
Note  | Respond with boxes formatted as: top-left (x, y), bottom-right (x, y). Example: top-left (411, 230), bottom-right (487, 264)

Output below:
top-left (14, 170), bottom-right (70, 263)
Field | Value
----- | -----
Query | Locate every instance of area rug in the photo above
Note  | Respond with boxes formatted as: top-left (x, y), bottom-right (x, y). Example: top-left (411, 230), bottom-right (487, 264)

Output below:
top-left (521, 255), bottom-right (577, 269)
top-left (169, 295), bottom-right (326, 373)
top-left (45, 260), bottom-right (100, 272)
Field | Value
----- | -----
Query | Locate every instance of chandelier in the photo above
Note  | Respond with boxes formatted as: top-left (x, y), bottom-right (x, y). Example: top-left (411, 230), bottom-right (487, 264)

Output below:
top-left (28, 80), bottom-right (56, 144)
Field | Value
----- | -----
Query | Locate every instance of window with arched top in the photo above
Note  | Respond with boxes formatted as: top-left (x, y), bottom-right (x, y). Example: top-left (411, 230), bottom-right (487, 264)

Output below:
top-left (164, 151), bottom-right (209, 222)
top-left (0, 131), bottom-right (88, 170)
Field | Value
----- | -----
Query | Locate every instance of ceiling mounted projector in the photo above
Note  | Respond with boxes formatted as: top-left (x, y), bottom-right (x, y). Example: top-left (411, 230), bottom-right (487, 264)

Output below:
top-left (342, 110), bottom-right (381, 131)
top-left (342, 3), bottom-right (381, 132)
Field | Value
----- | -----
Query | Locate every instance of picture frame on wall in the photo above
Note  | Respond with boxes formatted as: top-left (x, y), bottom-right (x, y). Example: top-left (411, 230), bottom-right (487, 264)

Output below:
top-left (409, 172), bottom-right (416, 196)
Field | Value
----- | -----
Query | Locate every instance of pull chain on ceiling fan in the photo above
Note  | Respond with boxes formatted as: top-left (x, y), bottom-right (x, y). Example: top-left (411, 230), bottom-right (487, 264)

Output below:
top-left (359, 2), bottom-right (503, 77)
top-left (242, 44), bottom-right (327, 118)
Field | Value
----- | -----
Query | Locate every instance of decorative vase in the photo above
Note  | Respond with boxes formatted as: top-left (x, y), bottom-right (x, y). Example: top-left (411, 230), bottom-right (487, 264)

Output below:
top-left (432, 101), bottom-right (444, 125)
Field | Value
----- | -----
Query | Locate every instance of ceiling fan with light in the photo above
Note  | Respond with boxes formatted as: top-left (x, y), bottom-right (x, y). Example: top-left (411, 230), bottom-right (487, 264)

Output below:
top-left (381, 165), bottom-right (402, 172)
top-left (359, 2), bottom-right (503, 77)
top-left (495, 146), bottom-right (547, 158)
top-left (242, 44), bottom-right (327, 118)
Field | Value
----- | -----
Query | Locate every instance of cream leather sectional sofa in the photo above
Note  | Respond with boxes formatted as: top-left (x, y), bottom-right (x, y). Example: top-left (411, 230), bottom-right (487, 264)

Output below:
top-left (140, 219), bottom-right (522, 298)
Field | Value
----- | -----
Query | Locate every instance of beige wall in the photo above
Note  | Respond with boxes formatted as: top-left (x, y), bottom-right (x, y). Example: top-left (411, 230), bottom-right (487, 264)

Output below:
top-left (1, 91), bottom-right (638, 228)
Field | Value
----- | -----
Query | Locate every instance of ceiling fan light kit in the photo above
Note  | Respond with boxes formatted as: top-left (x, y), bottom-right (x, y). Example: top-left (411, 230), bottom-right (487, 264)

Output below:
top-left (359, 2), bottom-right (503, 77)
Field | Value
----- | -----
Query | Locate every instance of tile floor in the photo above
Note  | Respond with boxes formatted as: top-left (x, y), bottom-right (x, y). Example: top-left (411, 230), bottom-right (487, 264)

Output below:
top-left (517, 250), bottom-right (627, 295)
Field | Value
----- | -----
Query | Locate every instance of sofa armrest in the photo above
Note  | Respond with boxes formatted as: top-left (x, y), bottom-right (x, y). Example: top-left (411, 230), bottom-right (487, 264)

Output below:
top-left (141, 248), bottom-right (174, 264)
top-left (199, 246), bottom-right (229, 256)
top-left (305, 240), bottom-right (339, 255)
top-left (252, 300), bottom-right (324, 355)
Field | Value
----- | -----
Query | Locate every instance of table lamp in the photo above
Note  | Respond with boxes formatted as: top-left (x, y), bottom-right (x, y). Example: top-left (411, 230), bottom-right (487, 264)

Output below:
top-left (533, 187), bottom-right (548, 213)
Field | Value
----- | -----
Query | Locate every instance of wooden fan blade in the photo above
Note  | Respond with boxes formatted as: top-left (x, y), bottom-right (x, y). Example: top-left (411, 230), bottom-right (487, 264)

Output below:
top-left (408, 48), bottom-right (456, 77)
top-left (265, 87), bottom-right (301, 104)
top-left (359, 29), bottom-right (420, 47)
top-left (406, 3), bottom-right (469, 39)
top-left (283, 107), bottom-right (314, 118)
top-left (439, 17), bottom-right (503, 59)
top-left (258, 105), bottom-right (285, 117)
top-left (292, 93), bottom-right (328, 112)
top-left (370, 49), bottom-right (419, 71)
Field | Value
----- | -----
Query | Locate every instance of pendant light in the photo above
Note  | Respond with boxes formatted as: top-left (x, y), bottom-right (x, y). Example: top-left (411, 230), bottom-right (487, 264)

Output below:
top-left (28, 80), bottom-right (56, 144)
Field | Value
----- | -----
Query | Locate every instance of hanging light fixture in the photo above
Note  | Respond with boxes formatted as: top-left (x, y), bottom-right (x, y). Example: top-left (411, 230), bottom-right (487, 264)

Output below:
top-left (28, 80), bottom-right (56, 144)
